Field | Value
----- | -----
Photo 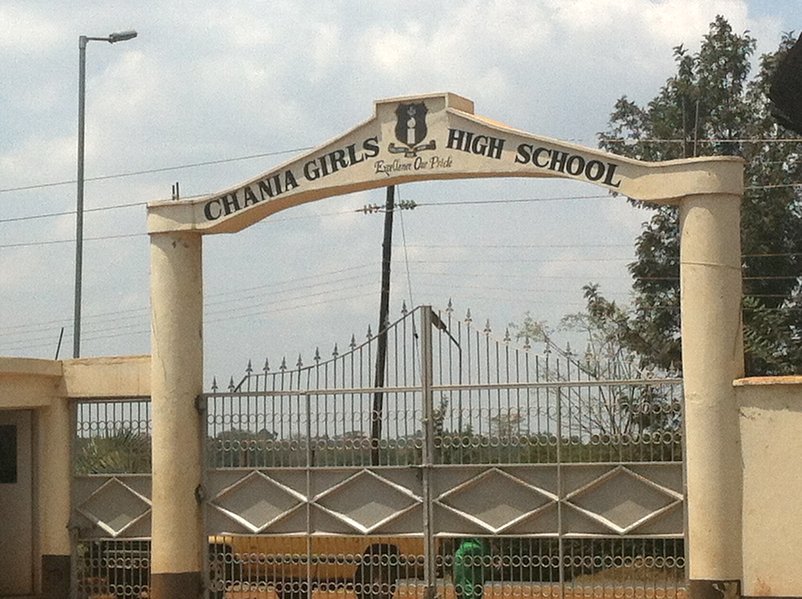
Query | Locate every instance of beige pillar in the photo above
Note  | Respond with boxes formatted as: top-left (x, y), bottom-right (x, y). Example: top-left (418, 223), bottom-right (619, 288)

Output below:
top-left (150, 231), bottom-right (204, 599)
top-left (679, 193), bottom-right (745, 599)
top-left (39, 399), bottom-right (72, 598)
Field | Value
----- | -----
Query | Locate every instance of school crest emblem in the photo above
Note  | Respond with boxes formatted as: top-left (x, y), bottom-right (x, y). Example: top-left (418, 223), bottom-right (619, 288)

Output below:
top-left (389, 102), bottom-right (436, 157)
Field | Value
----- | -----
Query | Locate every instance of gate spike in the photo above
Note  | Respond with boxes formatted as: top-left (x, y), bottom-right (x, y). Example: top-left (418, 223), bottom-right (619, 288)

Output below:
top-left (280, 357), bottom-right (287, 371)
top-left (263, 358), bottom-right (270, 373)
top-left (585, 344), bottom-right (594, 364)
top-left (314, 347), bottom-right (321, 363)
top-left (228, 376), bottom-right (235, 391)
top-left (350, 334), bottom-right (357, 350)
top-left (465, 309), bottom-right (472, 325)
top-left (211, 377), bottom-right (218, 392)
top-left (523, 336), bottom-right (531, 352)
top-left (332, 343), bottom-right (339, 358)
top-left (565, 342), bottom-right (573, 358)
top-left (484, 319), bottom-right (492, 335)
top-left (446, 298), bottom-right (453, 314)
top-left (366, 325), bottom-right (373, 340)
top-left (297, 354), bottom-right (303, 369)
top-left (401, 300), bottom-right (408, 315)
top-left (504, 327), bottom-right (511, 343)
top-left (246, 359), bottom-right (253, 375)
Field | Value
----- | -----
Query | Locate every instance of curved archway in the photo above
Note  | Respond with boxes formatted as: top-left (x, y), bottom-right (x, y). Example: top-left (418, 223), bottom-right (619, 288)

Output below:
top-left (146, 92), bottom-right (745, 599)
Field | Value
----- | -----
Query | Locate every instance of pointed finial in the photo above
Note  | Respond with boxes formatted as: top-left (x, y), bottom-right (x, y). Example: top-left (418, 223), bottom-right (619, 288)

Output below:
top-left (228, 376), bottom-right (235, 391)
top-left (332, 343), bottom-right (339, 358)
top-left (484, 319), bottom-right (492, 335)
top-left (263, 358), bottom-right (270, 373)
top-left (401, 300), bottom-right (408, 315)
top-left (446, 298), bottom-right (454, 314)
top-left (297, 354), bottom-right (303, 369)
top-left (279, 357), bottom-right (287, 371)
top-left (465, 309), bottom-right (472, 325)
top-left (314, 347), bottom-right (321, 363)
top-left (246, 359), bottom-right (253, 375)
top-left (211, 377), bottom-right (218, 392)
top-left (350, 334), bottom-right (357, 350)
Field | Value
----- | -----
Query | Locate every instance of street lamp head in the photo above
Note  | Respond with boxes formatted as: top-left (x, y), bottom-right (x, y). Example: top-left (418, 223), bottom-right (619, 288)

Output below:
top-left (108, 30), bottom-right (138, 43)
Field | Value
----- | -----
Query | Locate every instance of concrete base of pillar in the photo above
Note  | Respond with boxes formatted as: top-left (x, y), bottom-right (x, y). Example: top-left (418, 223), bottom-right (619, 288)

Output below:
top-left (150, 571), bottom-right (202, 599)
top-left (41, 554), bottom-right (70, 599)
top-left (690, 579), bottom-right (741, 599)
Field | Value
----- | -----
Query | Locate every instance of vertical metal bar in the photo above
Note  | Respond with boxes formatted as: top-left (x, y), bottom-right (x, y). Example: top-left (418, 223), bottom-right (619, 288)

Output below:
top-left (556, 384), bottom-right (565, 598)
top-left (420, 306), bottom-right (437, 599)
top-left (305, 393), bottom-right (313, 599)
top-left (69, 399), bottom-right (78, 599)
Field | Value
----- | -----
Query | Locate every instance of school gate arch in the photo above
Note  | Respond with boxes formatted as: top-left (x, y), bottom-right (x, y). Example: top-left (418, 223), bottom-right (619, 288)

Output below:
top-left (147, 93), bottom-right (744, 599)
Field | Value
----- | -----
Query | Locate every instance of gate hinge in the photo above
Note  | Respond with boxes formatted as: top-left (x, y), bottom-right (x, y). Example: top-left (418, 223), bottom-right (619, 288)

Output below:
top-left (195, 483), bottom-right (207, 504)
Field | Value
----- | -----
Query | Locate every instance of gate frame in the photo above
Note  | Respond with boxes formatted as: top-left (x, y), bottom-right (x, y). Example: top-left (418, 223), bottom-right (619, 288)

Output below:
top-left (147, 92), bottom-right (744, 599)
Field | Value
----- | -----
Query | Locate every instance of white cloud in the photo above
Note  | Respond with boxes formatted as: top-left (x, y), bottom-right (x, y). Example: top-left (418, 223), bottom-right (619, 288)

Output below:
top-left (0, 0), bottom-right (796, 377)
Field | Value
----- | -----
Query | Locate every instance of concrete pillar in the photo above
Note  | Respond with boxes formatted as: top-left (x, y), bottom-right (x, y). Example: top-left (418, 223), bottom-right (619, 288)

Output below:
top-left (150, 232), bottom-right (204, 599)
top-left (679, 193), bottom-right (745, 599)
top-left (39, 399), bottom-right (72, 599)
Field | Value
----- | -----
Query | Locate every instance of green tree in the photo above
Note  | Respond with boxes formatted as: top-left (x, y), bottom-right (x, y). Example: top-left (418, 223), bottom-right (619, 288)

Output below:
top-left (514, 285), bottom-right (682, 442)
top-left (599, 16), bottom-right (802, 375)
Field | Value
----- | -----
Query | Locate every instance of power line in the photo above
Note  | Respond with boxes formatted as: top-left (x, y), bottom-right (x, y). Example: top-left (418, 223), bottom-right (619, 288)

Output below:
top-left (0, 147), bottom-right (315, 195)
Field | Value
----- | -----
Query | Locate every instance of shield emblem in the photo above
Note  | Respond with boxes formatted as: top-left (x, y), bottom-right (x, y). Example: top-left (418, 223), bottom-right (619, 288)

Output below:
top-left (395, 103), bottom-right (428, 148)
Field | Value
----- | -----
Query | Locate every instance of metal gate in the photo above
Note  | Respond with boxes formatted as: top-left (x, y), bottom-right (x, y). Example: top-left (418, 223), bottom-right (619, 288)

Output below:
top-left (72, 304), bottom-right (685, 599)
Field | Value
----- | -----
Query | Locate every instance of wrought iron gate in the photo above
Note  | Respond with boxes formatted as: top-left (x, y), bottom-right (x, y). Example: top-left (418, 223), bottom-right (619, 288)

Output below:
top-left (72, 304), bottom-right (685, 599)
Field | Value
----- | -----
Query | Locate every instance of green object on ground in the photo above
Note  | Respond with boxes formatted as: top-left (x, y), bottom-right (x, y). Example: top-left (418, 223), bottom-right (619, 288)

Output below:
top-left (453, 537), bottom-right (491, 599)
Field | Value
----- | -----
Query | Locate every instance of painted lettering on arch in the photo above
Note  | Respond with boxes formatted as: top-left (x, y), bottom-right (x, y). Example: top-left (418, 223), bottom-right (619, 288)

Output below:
top-left (514, 143), bottom-right (622, 188)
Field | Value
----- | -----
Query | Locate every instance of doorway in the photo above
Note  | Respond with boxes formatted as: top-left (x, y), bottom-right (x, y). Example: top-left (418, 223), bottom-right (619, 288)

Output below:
top-left (0, 410), bottom-right (34, 596)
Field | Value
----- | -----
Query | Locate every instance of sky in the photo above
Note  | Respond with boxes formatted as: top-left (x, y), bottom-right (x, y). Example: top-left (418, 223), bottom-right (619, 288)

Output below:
top-left (1, 0), bottom-right (799, 385)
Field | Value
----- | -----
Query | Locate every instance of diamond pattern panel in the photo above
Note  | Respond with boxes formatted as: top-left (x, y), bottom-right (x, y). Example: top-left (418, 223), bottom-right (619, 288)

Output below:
top-left (313, 469), bottom-right (420, 534)
top-left (437, 467), bottom-right (556, 533)
top-left (564, 465), bottom-right (682, 535)
top-left (210, 471), bottom-right (304, 533)
top-left (76, 477), bottom-right (151, 537)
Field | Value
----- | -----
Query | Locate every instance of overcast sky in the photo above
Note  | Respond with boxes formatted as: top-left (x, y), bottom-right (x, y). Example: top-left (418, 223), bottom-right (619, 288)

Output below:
top-left (1, 0), bottom-right (799, 384)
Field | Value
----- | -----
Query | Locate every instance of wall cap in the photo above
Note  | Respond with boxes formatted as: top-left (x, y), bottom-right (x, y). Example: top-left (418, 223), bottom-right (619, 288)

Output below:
top-left (0, 357), bottom-right (62, 378)
top-left (734, 375), bottom-right (802, 387)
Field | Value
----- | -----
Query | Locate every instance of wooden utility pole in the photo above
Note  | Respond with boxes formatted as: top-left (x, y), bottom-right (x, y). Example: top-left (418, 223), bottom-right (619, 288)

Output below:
top-left (371, 185), bottom-right (395, 466)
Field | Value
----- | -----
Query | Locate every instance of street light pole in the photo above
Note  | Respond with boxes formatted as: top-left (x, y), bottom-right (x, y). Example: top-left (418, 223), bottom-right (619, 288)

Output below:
top-left (74, 30), bottom-right (137, 358)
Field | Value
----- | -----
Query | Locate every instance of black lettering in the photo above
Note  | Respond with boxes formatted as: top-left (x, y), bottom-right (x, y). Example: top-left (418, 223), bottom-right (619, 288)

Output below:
top-left (329, 149), bottom-right (348, 173)
top-left (204, 199), bottom-right (222, 220)
top-left (284, 170), bottom-right (299, 190)
top-left (471, 135), bottom-right (488, 155)
top-left (347, 143), bottom-right (365, 166)
top-left (303, 159), bottom-right (320, 181)
top-left (549, 151), bottom-right (568, 173)
top-left (532, 147), bottom-right (550, 168)
top-left (602, 163), bottom-right (622, 188)
top-left (317, 156), bottom-right (331, 178)
top-left (585, 160), bottom-right (606, 181)
top-left (363, 136), bottom-right (380, 158)
top-left (514, 143), bottom-right (532, 164)
top-left (258, 177), bottom-right (278, 199)
top-left (447, 128), bottom-right (467, 151)
top-left (486, 136), bottom-right (505, 160)
top-left (243, 185), bottom-right (259, 207)
top-left (220, 192), bottom-right (241, 216)
top-left (566, 155), bottom-right (585, 176)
